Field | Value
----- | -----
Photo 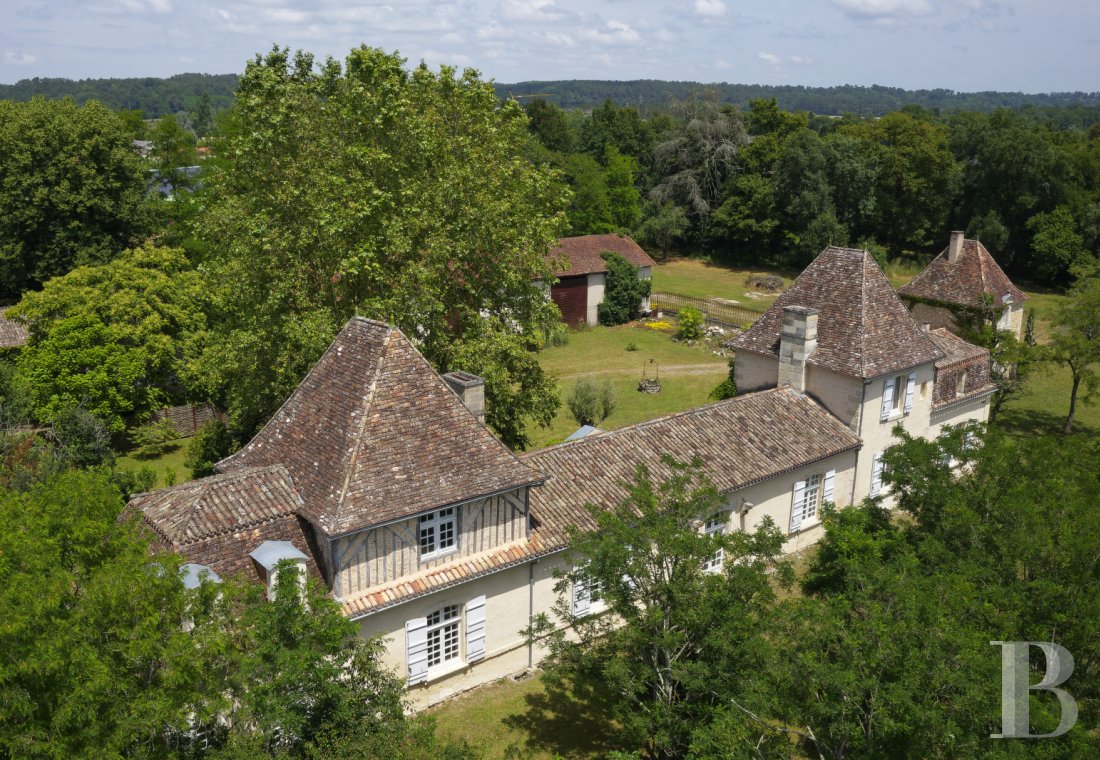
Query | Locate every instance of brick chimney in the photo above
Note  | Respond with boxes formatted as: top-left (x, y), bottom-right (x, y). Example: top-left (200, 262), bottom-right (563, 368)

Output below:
top-left (443, 371), bottom-right (485, 424)
top-left (778, 306), bottom-right (818, 393)
top-left (948, 230), bottom-right (965, 263)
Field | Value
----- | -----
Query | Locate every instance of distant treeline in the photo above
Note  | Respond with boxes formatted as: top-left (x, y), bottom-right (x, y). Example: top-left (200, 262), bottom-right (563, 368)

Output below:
top-left (497, 80), bottom-right (1100, 123)
top-left (0, 73), bottom-right (238, 118)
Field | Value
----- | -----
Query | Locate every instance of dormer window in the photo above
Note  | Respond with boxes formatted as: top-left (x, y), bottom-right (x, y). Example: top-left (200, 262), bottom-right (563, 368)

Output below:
top-left (419, 507), bottom-right (457, 559)
top-left (249, 541), bottom-right (308, 601)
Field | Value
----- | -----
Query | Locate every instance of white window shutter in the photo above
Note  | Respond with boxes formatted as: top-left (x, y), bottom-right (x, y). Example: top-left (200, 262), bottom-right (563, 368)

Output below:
top-left (572, 575), bottom-right (590, 617)
top-left (880, 377), bottom-right (896, 421)
top-left (823, 469), bottom-right (835, 503)
top-left (903, 372), bottom-right (916, 414)
top-left (789, 480), bottom-right (807, 533)
top-left (466, 595), bottom-right (486, 663)
top-left (871, 453), bottom-right (885, 496)
top-left (406, 617), bottom-right (428, 685)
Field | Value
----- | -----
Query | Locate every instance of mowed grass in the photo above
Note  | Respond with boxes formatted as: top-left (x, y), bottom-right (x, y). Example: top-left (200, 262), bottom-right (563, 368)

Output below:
top-left (528, 323), bottom-right (729, 450)
top-left (998, 362), bottom-right (1100, 438)
top-left (650, 258), bottom-right (790, 309)
top-left (427, 673), bottom-right (622, 759)
top-left (117, 437), bottom-right (194, 488)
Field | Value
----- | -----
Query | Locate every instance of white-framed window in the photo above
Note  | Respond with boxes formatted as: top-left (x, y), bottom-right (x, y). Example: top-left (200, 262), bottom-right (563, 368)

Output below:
top-left (572, 571), bottom-right (605, 616)
top-left (419, 506), bottom-right (457, 559)
top-left (426, 604), bottom-right (461, 669)
top-left (405, 594), bottom-right (485, 686)
top-left (880, 373), bottom-right (916, 420)
top-left (870, 452), bottom-right (886, 497)
top-left (702, 512), bottom-right (726, 573)
top-left (789, 469), bottom-right (834, 533)
top-left (955, 371), bottom-right (968, 398)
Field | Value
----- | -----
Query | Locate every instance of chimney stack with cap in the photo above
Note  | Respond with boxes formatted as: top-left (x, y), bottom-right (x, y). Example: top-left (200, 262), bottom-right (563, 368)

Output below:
top-left (778, 305), bottom-right (818, 393)
top-left (948, 230), bottom-right (965, 263)
top-left (443, 371), bottom-right (485, 424)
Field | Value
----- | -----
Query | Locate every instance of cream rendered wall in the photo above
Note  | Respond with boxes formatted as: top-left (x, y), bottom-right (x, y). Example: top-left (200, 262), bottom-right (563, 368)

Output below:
top-left (929, 393), bottom-right (991, 437)
top-left (733, 349), bottom-right (779, 394)
top-left (854, 362), bottom-right (937, 507)
top-left (1008, 303), bottom-right (1026, 341)
top-left (586, 273), bottom-right (606, 326)
top-left (804, 365), bottom-right (863, 430)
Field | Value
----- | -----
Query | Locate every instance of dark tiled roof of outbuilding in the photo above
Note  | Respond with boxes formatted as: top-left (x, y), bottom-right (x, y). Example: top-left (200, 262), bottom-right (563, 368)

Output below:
top-left (897, 238), bottom-right (1027, 309)
top-left (547, 234), bottom-right (656, 278)
top-left (217, 318), bottom-right (540, 537)
top-left (727, 247), bottom-right (944, 379)
top-left (0, 307), bottom-right (28, 349)
top-left (130, 465), bottom-right (303, 545)
top-left (522, 387), bottom-right (861, 548)
top-left (927, 327), bottom-right (989, 368)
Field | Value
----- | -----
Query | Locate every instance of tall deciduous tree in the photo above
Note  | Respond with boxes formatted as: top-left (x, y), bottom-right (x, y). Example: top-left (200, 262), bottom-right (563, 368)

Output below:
top-left (1050, 274), bottom-right (1100, 432)
top-left (10, 245), bottom-right (207, 431)
top-left (0, 97), bottom-right (150, 299)
top-left (196, 47), bottom-right (567, 448)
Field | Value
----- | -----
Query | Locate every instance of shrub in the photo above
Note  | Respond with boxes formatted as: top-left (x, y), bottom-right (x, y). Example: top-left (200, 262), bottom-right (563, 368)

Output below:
top-left (709, 360), bottom-right (738, 401)
top-left (185, 419), bottom-right (232, 478)
top-left (677, 306), bottom-right (704, 341)
top-left (745, 274), bottom-right (785, 292)
top-left (131, 417), bottom-right (179, 457)
top-left (110, 465), bottom-right (157, 499)
top-left (52, 407), bottom-right (113, 468)
top-left (544, 322), bottom-right (570, 348)
top-left (162, 467), bottom-right (176, 487)
top-left (597, 251), bottom-right (649, 326)
top-left (567, 377), bottom-right (616, 427)
top-left (625, 340), bottom-right (639, 352)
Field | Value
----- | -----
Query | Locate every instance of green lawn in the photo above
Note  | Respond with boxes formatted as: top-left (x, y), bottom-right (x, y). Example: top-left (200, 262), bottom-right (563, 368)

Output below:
top-left (998, 362), bottom-right (1099, 437)
top-left (117, 437), bottom-right (194, 488)
top-left (427, 673), bottom-right (621, 759)
top-left (650, 258), bottom-right (790, 310)
top-left (529, 323), bottom-right (729, 449)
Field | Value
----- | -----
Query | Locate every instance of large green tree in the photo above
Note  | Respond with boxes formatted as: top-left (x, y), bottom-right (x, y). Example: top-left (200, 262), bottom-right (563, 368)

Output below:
top-left (0, 97), bottom-right (150, 299)
top-left (1050, 274), bottom-right (1100, 432)
top-left (196, 47), bottom-right (567, 448)
top-left (10, 245), bottom-right (207, 431)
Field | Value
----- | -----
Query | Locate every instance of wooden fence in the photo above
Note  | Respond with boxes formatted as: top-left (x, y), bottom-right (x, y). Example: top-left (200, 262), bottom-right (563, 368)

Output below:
top-left (650, 292), bottom-right (763, 330)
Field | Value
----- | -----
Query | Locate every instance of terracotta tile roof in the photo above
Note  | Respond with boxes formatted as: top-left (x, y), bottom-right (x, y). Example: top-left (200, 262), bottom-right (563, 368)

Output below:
top-left (129, 465), bottom-right (324, 584)
top-left (0, 307), bottom-right (28, 349)
top-left (727, 247), bottom-right (944, 379)
top-left (342, 535), bottom-right (552, 618)
top-left (217, 317), bottom-right (540, 537)
top-left (522, 387), bottom-right (862, 547)
top-left (927, 328), bottom-right (989, 369)
top-left (130, 465), bottom-right (303, 545)
top-left (898, 238), bottom-right (1027, 309)
top-left (547, 234), bottom-right (656, 278)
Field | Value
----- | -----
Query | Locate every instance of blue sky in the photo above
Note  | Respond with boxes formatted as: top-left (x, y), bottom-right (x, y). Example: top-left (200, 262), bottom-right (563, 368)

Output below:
top-left (2, 1), bottom-right (1097, 92)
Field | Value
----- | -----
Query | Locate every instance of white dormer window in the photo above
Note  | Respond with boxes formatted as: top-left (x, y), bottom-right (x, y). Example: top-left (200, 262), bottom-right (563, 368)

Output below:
top-left (956, 371), bottom-right (968, 398)
top-left (702, 512), bottom-right (726, 573)
top-left (997, 307), bottom-right (1011, 330)
top-left (249, 541), bottom-right (308, 601)
top-left (419, 507), bottom-right (457, 559)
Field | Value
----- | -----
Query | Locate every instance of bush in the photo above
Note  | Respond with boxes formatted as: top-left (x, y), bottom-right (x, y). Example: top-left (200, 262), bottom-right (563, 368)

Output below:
top-left (745, 274), bottom-right (785, 292)
top-left (597, 251), bottom-right (649, 326)
top-left (625, 340), bottom-right (639, 352)
top-left (110, 465), bottom-right (157, 499)
top-left (52, 407), bottom-right (114, 468)
top-left (185, 419), bottom-right (232, 478)
top-left (130, 417), bottom-right (179, 457)
top-left (543, 322), bottom-right (570, 348)
top-left (709, 360), bottom-right (738, 401)
top-left (858, 238), bottom-right (889, 270)
top-left (567, 377), bottom-right (616, 427)
top-left (677, 306), bottom-right (704, 341)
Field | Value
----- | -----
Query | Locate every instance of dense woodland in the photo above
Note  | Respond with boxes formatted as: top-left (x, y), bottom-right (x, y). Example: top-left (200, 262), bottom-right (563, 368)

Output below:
top-left (0, 47), bottom-right (1098, 758)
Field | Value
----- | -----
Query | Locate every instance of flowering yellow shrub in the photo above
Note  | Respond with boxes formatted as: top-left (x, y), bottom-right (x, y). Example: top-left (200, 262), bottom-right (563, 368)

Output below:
top-left (645, 321), bottom-right (673, 331)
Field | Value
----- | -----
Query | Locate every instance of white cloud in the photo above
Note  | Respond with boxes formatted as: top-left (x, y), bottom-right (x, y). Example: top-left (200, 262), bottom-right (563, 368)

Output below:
top-left (790, 55), bottom-right (814, 64)
top-left (833, 0), bottom-right (933, 20)
top-left (580, 19), bottom-right (640, 45)
top-left (5, 51), bottom-right (38, 65)
top-left (693, 0), bottom-right (726, 17)
top-left (501, 0), bottom-right (563, 22)
top-left (758, 51), bottom-right (782, 65)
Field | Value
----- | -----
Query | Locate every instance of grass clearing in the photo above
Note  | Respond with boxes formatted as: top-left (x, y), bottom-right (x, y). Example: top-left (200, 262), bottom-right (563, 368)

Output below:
top-left (998, 362), bottom-right (1099, 438)
top-left (427, 673), bottom-right (622, 759)
top-left (530, 323), bottom-right (729, 449)
top-left (650, 258), bottom-right (790, 308)
top-left (117, 437), bottom-right (194, 488)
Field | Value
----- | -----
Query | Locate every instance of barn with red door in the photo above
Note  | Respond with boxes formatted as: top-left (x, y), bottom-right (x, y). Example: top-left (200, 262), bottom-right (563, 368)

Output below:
top-left (539, 234), bottom-right (655, 327)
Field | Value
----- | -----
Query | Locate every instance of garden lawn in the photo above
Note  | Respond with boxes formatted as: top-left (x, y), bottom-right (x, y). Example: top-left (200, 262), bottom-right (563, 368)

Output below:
top-left (117, 437), bottom-right (193, 488)
top-left (427, 672), bottom-right (621, 759)
top-left (650, 258), bottom-right (791, 309)
top-left (529, 323), bottom-right (729, 449)
top-left (998, 362), bottom-right (1100, 438)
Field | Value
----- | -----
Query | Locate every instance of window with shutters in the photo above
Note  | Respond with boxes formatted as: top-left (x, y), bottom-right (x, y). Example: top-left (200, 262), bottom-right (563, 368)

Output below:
top-left (702, 512), bottom-right (726, 573)
top-left (573, 572), bottom-right (605, 616)
top-left (419, 507), bottom-right (457, 559)
top-left (891, 374), bottom-right (906, 414)
top-left (799, 473), bottom-right (822, 524)
top-left (426, 604), bottom-right (461, 669)
top-left (870, 452), bottom-right (886, 497)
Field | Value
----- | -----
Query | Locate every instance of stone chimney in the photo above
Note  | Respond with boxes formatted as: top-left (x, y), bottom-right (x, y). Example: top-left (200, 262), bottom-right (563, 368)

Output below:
top-left (443, 371), bottom-right (485, 424)
top-left (778, 306), bottom-right (818, 393)
top-left (948, 230), bottom-right (965, 263)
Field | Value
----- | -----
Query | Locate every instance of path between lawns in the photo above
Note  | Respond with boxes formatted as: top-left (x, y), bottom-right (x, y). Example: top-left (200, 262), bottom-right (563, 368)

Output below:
top-left (557, 363), bottom-right (726, 380)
